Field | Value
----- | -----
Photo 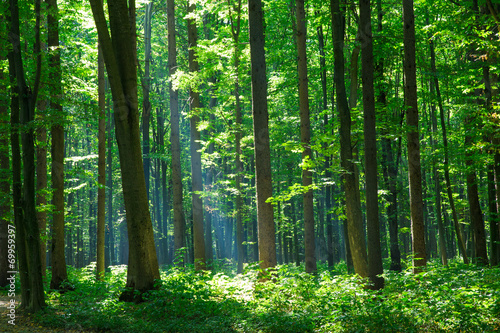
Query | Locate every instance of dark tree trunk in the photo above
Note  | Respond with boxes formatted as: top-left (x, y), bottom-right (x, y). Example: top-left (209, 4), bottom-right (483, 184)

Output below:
top-left (248, 0), bottom-right (277, 277)
top-left (296, 0), bottom-right (317, 274)
top-left (187, 1), bottom-right (206, 270)
top-left (9, 0), bottom-right (46, 312)
top-left (96, 45), bottom-right (106, 279)
top-left (0, 66), bottom-right (10, 287)
top-left (89, 0), bottom-right (160, 302)
top-left (35, 103), bottom-right (47, 279)
top-left (105, 96), bottom-right (115, 268)
top-left (403, 0), bottom-right (426, 272)
top-left (167, 0), bottom-right (186, 263)
top-left (360, 0), bottom-right (384, 289)
top-left (331, 0), bottom-right (368, 278)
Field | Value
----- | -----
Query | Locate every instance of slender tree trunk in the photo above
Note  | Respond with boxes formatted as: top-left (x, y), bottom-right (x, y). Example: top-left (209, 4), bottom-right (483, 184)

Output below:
top-left (248, 0), bottom-right (277, 277)
top-left (167, 0), bottom-right (185, 262)
top-left (142, 2), bottom-right (153, 199)
top-left (35, 105), bottom-right (47, 279)
top-left (96, 45), bottom-right (106, 280)
top-left (317, 22), bottom-right (335, 268)
top-left (105, 98), bottom-right (115, 268)
top-left (331, 0), bottom-right (368, 278)
top-left (403, 0), bottom-right (426, 272)
top-left (465, 116), bottom-right (489, 265)
top-left (229, 0), bottom-right (245, 274)
top-left (89, 0), bottom-right (160, 301)
top-left (429, 34), bottom-right (469, 265)
top-left (296, 0), bottom-right (317, 274)
top-left (360, 0), bottom-right (384, 289)
top-left (187, 0), bottom-right (206, 270)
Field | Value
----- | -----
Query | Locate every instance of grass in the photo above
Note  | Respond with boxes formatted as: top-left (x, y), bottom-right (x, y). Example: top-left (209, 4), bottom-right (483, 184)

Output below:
top-left (16, 259), bottom-right (500, 332)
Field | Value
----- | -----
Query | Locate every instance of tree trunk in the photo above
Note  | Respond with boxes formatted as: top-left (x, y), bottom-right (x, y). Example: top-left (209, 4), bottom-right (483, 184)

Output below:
top-left (167, 0), bottom-right (186, 263)
top-left (465, 115), bottom-right (489, 265)
top-left (403, 0), bottom-right (426, 272)
top-left (9, 0), bottom-right (46, 312)
top-left (96, 45), bottom-right (106, 280)
top-left (142, 2), bottom-right (153, 199)
top-left (105, 97), bottom-right (115, 268)
top-left (360, 0), bottom-right (384, 289)
top-left (187, 1), bottom-right (206, 271)
top-left (248, 0), bottom-right (277, 277)
top-left (331, 0), bottom-right (368, 278)
top-left (296, 0), bottom-right (317, 274)
top-left (35, 100), bottom-right (47, 279)
top-left (0, 66), bottom-right (10, 287)
top-left (89, 0), bottom-right (160, 302)
top-left (229, 0), bottom-right (245, 274)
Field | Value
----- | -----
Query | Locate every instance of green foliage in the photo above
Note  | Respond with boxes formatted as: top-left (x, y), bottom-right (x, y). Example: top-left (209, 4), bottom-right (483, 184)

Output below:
top-left (31, 261), bottom-right (500, 332)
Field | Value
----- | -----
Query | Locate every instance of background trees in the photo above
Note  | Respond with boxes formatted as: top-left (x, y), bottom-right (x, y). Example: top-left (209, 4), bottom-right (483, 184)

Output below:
top-left (1, 0), bottom-right (500, 313)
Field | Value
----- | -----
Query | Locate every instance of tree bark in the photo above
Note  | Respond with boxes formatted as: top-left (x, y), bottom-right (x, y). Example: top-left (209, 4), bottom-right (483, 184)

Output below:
top-left (331, 0), bottom-right (368, 278)
top-left (0, 65), bottom-right (10, 287)
top-left (142, 2), bottom-right (153, 199)
top-left (465, 115), bottom-right (489, 265)
top-left (403, 0), bottom-right (426, 272)
top-left (360, 0), bottom-right (384, 289)
top-left (187, 0), bottom-right (206, 271)
top-left (96, 45), bottom-right (106, 280)
top-left (296, 0), bottom-right (317, 274)
top-left (89, 0), bottom-right (160, 301)
top-left (167, 0), bottom-right (186, 263)
top-left (9, 0), bottom-right (46, 312)
top-left (248, 0), bottom-right (277, 277)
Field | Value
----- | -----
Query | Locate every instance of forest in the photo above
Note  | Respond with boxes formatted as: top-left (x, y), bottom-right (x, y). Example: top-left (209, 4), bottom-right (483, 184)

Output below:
top-left (1, 0), bottom-right (500, 331)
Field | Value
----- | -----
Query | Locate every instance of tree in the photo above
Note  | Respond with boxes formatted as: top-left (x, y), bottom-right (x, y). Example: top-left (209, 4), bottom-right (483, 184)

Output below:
top-left (8, 0), bottom-right (46, 312)
top-left (403, 0), bottom-right (426, 272)
top-left (331, 0), bottom-right (368, 278)
top-left (248, 0), bottom-right (277, 276)
top-left (187, 0), bottom-right (206, 271)
top-left (295, 0), bottom-right (317, 275)
top-left (0, 62), bottom-right (10, 287)
top-left (47, 0), bottom-right (69, 290)
top-left (167, 0), bottom-right (186, 262)
top-left (228, 0), bottom-right (245, 274)
top-left (96, 44), bottom-right (106, 280)
top-left (88, 0), bottom-right (160, 301)
top-left (360, 0), bottom-right (384, 289)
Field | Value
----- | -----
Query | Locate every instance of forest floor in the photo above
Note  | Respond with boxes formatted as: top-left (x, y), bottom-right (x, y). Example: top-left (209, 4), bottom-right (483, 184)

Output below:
top-left (0, 297), bottom-right (94, 332)
top-left (0, 260), bottom-right (499, 332)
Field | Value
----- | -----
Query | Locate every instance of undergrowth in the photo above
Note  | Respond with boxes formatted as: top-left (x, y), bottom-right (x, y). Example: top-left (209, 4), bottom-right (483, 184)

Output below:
top-left (30, 259), bottom-right (500, 332)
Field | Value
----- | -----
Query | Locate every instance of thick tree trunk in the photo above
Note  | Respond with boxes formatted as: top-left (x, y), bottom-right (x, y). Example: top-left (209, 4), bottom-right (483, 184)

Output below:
top-left (187, 1), bottom-right (206, 271)
top-left (296, 0), bottom-right (317, 274)
top-left (248, 0), bottom-right (277, 276)
top-left (89, 0), bottom-right (160, 302)
top-left (360, 0), bottom-right (384, 289)
top-left (331, 0), bottom-right (368, 278)
top-left (403, 0), bottom-right (426, 272)
top-left (9, 0), bottom-right (46, 312)
top-left (47, 0), bottom-right (69, 291)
